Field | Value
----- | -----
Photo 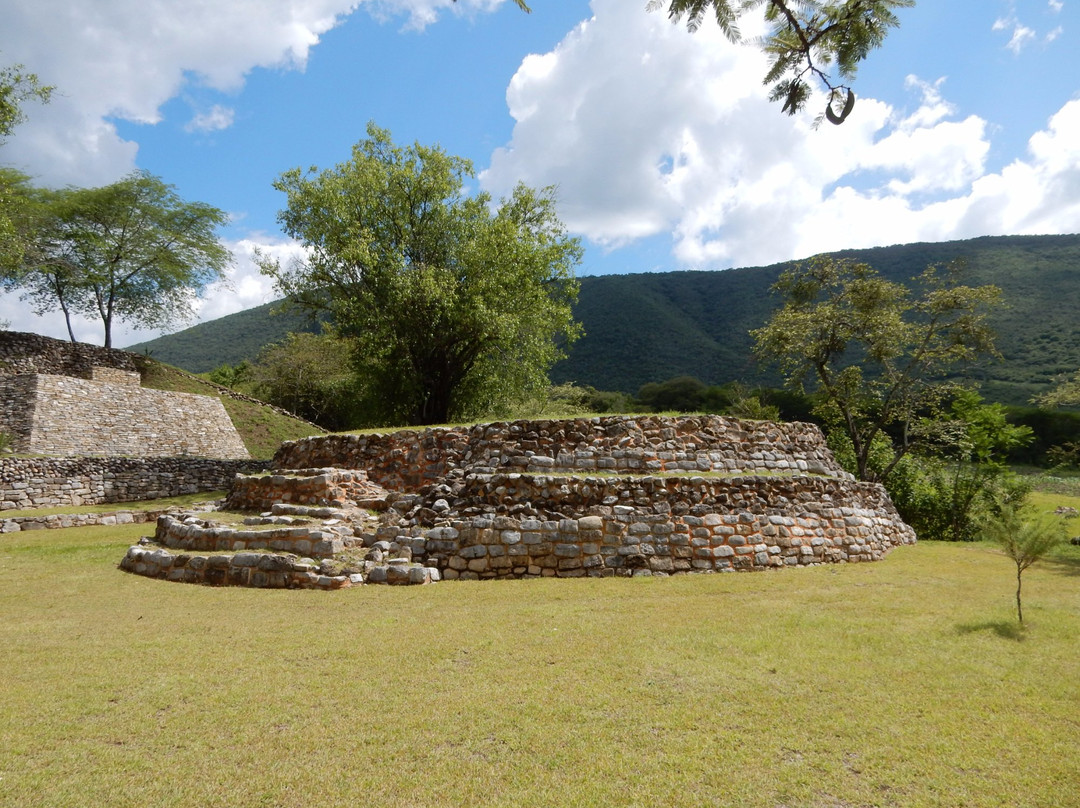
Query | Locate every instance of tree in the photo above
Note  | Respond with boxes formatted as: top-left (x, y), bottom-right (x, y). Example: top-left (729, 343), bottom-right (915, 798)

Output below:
top-left (752, 256), bottom-right (1003, 483)
top-left (1036, 370), bottom-right (1080, 409)
top-left (1, 62), bottom-right (52, 274)
top-left (4, 171), bottom-right (230, 347)
top-left (650, 0), bottom-right (913, 123)
top-left (1, 60), bottom-right (52, 143)
top-left (980, 503), bottom-right (1065, 625)
top-left (248, 332), bottom-right (361, 430)
top-left (876, 391), bottom-right (1031, 542)
top-left (260, 123), bottom-right (582, 427)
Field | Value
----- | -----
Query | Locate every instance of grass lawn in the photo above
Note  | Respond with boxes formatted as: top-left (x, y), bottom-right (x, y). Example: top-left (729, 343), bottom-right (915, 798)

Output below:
top-left (1, 523), bottom-right (1078, 808)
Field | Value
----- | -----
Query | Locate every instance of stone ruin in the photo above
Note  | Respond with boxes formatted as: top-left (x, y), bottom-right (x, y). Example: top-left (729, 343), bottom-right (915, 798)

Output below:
top-left (0, 331), bottom-right (249, 459)
top-left (120, 414), bottom-right (917, 590)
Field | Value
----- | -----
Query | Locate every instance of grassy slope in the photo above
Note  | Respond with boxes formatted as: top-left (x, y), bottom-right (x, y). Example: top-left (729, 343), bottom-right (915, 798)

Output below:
top-left (137, 360), bottom-right (323, 459)
top-left (1, 522), bottom-right (1077, 808)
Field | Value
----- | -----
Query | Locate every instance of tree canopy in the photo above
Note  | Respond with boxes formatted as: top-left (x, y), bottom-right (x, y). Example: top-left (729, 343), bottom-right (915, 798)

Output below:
top-left (1, 60), bottom-right (52, 144)
top-left (752, 256), bottom-right (1003, 483)
top-left (2, 171), bottom-right (230, 347)
top-left (260, 123), bottom-right (582, 427)
top-left (1, 61), bottom-right (53, 277)
top-left (650, 0), bottom-right (913, 123)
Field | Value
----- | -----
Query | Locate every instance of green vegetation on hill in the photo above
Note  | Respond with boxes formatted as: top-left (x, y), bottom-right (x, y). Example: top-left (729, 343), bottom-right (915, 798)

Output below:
top-left (126, 234), bottom-right (1080, 405)
top-left (126, 300), bottom-right (325, 373)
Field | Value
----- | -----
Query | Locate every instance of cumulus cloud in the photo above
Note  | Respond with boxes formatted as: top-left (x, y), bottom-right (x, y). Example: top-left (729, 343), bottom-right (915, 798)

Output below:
top-left (185, 105), bottom-right (236, 133)
top-left (0, 0), bottom-right (512, 187)
top-left (482, 0), bottom-right (1080, 269)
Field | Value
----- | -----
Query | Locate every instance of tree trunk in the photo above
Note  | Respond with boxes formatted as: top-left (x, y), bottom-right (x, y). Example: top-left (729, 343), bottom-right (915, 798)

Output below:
top-left (1016, 566), bottom-right (1024, 625)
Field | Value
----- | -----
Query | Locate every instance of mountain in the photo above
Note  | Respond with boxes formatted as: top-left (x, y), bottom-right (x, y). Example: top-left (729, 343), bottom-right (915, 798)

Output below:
top-left (126, 234), bottom-right (1080, 405)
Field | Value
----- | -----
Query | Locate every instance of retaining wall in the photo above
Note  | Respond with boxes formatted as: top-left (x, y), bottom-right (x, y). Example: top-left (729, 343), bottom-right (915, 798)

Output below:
top-left (0, 373), bottom-right (250, 458)
top-left (395, 473), bottom-right (916, 579)
top-left (0, 330), bottom-right (139, 378)
top-left (0, 457), bottom-right (268, 511)
top-left (274, 415), bottom-right (850, 491)
top-left (119, 544), bottom-right (361, 590)
top-left (224, 468), bottom-right (390, 512)
top-left (153, 514), bottom-right (348, 557)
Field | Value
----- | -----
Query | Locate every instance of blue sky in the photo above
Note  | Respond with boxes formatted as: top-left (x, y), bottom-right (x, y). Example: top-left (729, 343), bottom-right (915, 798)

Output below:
top-left (1, 0), bottom-right (1078, 347)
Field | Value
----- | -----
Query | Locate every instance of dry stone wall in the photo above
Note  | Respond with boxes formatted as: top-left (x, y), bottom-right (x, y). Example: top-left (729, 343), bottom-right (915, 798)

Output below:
top-left (396, 472), bottom-right (916, 579)
top-left (262, 415), bottom-right (917, 581)
top-left (0, 456), bottom-right (267, 511)
top-left (2, 373), bottom-right (251, 458)
top-left (225, 468), bottom-right (390, 513)
top-left (0, 330), bottom-right (139, 378)
top-left (274, 415), bottom-right (850, 491)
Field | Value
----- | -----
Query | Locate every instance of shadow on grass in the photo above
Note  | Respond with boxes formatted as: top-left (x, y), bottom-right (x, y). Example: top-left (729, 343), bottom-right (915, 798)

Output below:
top-left (955, 620), bottom-right (1026, 641)
top-left (1042, 551), bottom-right (1080, 577)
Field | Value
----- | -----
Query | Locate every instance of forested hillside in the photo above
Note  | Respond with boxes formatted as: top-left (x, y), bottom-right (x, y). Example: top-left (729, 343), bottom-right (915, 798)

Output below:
top-left (126, 234), bottom-right (1080, 405)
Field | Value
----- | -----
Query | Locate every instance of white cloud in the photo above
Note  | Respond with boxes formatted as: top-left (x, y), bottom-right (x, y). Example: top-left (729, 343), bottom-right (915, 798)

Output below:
top-left (1049, 0), bottom-right (1064, 13)
top-left (185, 105), bottom-right (236, 133)
top-left (0, 236), bottom-right (298, 347)
top-left (993, 16), bottom-right (1037, 53)
top-left (483, 0), bottom-right (1080, 269)
top-left (0, 0), bottom-right (513, 187)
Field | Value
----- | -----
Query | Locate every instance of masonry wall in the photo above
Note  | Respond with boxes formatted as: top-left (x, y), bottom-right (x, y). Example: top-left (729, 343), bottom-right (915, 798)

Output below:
top-left (0, 457), bottom-right (268, 511)
top-left (3, 373), bottom-right (250, 458)
top-left (274, 415), bottom-right (850, 490)
top-left (389, 473), bottom-right (917, 579)
top-left (0, 330), bottom-right (139, 377)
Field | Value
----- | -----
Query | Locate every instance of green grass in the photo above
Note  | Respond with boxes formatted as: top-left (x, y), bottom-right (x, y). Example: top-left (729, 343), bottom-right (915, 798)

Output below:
top-left (1, 525), bottom-right (1078, 807)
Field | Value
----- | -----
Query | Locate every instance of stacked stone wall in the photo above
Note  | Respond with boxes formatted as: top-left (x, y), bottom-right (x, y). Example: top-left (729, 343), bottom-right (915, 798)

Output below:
top-left (0, 331), bottom-right (139, 378)
top-left (119, 544), bottom-right (361, 590)
top-left (0, 457), bottom-right (267, 511)
top-left (274, 415), bottom-right (850, 490)
top-left (8, 374), bottom-right (250, 458)
top-left (153, 514), bottom-right (347, 557)
top-left (389, 473), bottom-right (916, 579)
top-left (0, 375), bottom-right (36, 448)
top-left (2, 508), bottom-right (167, 533)
top-left (225, 468), bottom-right (390, 512)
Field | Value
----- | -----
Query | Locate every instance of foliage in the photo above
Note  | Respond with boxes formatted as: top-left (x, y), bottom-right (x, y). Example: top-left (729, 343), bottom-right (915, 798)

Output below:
top-left (0, 168), bottom-right (37, 277)
top-left (650, 0), bottom-right (912, 123)
top-left (980, 502), bottom-right (1067, 624)
top-left (3, 171), bottom-right (230, 347)
top-left (129, 234), bottom-right (1080, 405)
top-left (0, 60), bottom-right (52, 142)
top-left (1001, 406), bottom-right (1080, 467)
top-left (260, 123), bottom-right (582, 426)
top-left (1036, 367), bottom-right (1080, 409)
top-left (247, 331), bottom-right (361, 431)
top-left (206, 360), bottom-right (252, 390)
top-left (514, 382), bottom-right (635, 419)
top-left (752, 256), bottom-right (1003, 483)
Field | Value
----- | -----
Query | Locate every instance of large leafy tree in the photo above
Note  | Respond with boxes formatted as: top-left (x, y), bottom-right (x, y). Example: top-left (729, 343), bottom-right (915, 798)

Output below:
top-left (651, 0), bottom-right (913, 123)
top-left (1, 61), bottom-right (52, 276)
top-left (752, 256), bottom-right (1003, 483)
top-left (260, 123), bottom-right (582, 427)
top-left (4, 171), bottom-right (230, 347)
